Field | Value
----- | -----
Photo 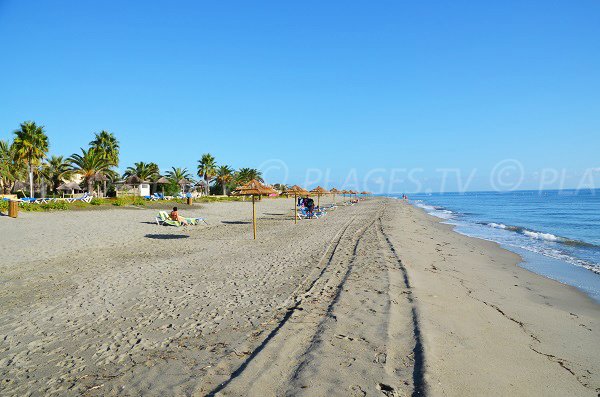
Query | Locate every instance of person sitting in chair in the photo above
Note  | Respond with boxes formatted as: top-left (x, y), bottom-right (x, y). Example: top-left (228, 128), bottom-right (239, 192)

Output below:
top-left (170, 206), bottom-right (189, 226)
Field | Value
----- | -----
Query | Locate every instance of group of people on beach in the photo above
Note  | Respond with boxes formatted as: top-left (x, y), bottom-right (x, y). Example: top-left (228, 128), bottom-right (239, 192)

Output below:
top-left (298, 196), bottom-right (316, 215)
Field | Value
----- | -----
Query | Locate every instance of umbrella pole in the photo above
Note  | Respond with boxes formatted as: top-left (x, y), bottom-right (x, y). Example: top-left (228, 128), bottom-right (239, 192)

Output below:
top-left (294, 194), bottom-right (297, 224)
top-left (317, 194), bottom-right (320, 208)
top-left (252, 195), bottom-right (257, 240)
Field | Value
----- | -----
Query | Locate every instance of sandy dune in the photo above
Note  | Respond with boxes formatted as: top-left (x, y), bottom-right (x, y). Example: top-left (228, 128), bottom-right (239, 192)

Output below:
top-left (0, 198), bottom-right (598, 396)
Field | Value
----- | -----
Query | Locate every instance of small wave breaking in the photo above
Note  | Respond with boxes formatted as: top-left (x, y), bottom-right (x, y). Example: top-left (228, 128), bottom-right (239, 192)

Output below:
top-left (481, 222), bottom-right (598, 248)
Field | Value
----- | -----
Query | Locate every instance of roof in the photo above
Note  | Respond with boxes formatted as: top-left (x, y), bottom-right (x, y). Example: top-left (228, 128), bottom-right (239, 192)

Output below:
top-left (310, 186), bottom-right (330, 194)
top-left (233, 179), bottom-right (272, 196)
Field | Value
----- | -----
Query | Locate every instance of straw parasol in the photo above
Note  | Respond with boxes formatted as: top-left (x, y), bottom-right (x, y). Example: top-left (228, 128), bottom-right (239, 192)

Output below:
top-left (310, 186), bottom-right (330, 208)
top-left (283, 185), bottom-right (309, 224)
top-left (57, 182), bottom-right (82, 196)
top-left (263, 185), bottom-right (279, 196)
top-left (233, 179), bottom-right (272, 239)
top-left (125, 175), bottom-right (145, 185)
top-left (155, 176), bottom-right (170, 195)
top-left (329, 188), bottom-right (340, 205)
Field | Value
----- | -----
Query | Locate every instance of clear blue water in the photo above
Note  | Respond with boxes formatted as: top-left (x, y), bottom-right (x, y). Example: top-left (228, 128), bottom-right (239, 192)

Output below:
top-left (390, 190), bottom-right (600, 303)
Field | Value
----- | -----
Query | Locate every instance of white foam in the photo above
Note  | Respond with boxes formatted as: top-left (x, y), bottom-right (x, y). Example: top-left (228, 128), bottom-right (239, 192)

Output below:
top-left (523, 230), bottom-right (561, 242)
top-left (489, 223), bottom-right (507, 229)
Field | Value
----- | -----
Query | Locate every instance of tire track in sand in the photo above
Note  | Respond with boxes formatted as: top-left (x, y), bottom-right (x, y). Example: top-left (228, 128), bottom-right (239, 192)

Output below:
top-left (203, 202), bottom-right (428, 397)
top-left (199, 214), bottom-right (360, 395)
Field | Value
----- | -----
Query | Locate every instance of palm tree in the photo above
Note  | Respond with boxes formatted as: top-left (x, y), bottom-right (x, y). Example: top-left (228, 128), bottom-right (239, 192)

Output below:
top-left (90, 131), bottom-right (119, 167)
top-left (215, 165), bottom-right (234, 195)
top-left (0, 140), bottom-right (23, 194)
top-left (12, 121), bottom-right (49, 198)
top-left (42, 155), bottom-right (71, 195)
top-left (235, 167), bottom-right (263, 185)
top-left (165, 167), bottom-right (191, 182)
top-left (166, 167), bottom-right (192, 194)
top-left (67, 148), bottom-right (112, 194)
top-left (123, 162), bottom-right (159, 182)
top-left (197, 153), bottom-right (217, 196)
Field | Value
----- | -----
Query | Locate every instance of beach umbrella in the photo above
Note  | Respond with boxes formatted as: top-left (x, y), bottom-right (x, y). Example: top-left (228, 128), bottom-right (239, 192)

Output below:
top-left (263, 185), bottom-right (279, 196)
top-left (177, 178), bottom-right (192, 194)
top-left (329, 188), bottom-right (340, 205)
top-left (91, 173), bottom-right (109, 196)
top-left (125, 175), bottom-right (145, 185)
top-left (282, 185), bottom-right (309, 224)
top-left (310, 186), bottom-right (330, 209)
top-left (58, 181), bottom-right (82, 196)
top-left (155, 176), bottom-right (170, 195)
top-left (233, 179), bottom-right (272, 239)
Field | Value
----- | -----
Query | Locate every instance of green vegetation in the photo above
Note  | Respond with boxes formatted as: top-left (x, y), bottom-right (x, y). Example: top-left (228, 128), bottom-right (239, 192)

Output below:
top-left (12, 121), bottom-right (49, 198)
top-left (0, 120), bottom-right (277, 211)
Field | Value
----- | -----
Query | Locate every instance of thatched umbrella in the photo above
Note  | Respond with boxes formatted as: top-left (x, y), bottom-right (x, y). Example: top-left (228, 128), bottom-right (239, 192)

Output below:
top-left (178, 178), bottom-right (192, 194)
top-left (58, 182), bottom-right (82, 197)
top-left (233, 179), bottom-right (272, 239)
top-left (91, 172), bottom-right (109, 196)
top-left (310, 186), bottom-right (330, 208)
top-left (155, 176), bottom-right (170, 195)
top-left (125, 175), bottom-right (145, 185)
top-left (329, 188), bottom-right (340, 205)
top-left (282, 185), bottom-right (309, 224)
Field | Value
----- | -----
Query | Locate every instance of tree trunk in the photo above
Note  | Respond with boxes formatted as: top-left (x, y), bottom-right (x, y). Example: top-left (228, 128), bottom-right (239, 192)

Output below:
top-left (222, 182), bottom-right (226, 196)
top-left (87, 179), bottom-right (93, 194)
top-left (205, 175), bottom-right (209, 196)
top-left (29, 161), bottom-right (34, 198)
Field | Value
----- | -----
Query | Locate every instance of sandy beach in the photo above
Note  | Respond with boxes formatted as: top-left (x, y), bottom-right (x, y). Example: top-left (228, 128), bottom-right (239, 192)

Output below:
top-left (0, 198), bottom-right (598, 396)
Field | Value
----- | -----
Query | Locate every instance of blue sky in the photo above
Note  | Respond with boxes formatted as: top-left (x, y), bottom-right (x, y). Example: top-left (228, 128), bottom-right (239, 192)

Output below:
top-left (1, 1), bottom-right (599, 192)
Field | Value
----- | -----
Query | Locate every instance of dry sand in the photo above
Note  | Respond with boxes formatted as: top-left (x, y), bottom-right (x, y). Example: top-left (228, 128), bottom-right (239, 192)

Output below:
top-left (0, 198), bottom-right (598, 396)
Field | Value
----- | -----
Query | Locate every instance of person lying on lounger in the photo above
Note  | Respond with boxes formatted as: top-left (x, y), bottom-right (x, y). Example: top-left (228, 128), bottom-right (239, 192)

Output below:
top-left (170, 206), bottom-right (189, 226)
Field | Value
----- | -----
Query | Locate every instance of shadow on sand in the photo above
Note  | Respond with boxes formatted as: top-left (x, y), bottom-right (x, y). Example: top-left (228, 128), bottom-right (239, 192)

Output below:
top-left (144, 234), bottom-right (189, 240)
top-left (221, 221), bottom-right (251, 225)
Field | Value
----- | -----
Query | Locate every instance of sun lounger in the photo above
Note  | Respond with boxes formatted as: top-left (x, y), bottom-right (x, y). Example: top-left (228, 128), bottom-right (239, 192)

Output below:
top-left (155, 211), bottom-right (207, 226)
top-left (297, 207), bottom-right (325, 219)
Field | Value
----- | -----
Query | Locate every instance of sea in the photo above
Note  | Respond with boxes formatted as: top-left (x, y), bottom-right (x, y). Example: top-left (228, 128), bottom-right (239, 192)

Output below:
top-left (391, 190), bottom-right (600, 303)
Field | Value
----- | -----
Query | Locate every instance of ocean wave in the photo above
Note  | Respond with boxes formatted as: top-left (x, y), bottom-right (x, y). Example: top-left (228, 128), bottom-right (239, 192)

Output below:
top-left (482, 223), bottom-right (597, 248)
top-left (414, 202), bottom-right (455, 219)
top-left (514, 244), bottom-right (600, 275)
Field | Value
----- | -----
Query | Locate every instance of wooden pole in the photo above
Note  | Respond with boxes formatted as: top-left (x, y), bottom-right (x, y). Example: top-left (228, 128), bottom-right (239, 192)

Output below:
top-left (317, 194), bottom-right (320, 208)
top-left (294, 193), bottom-right (297, 224)
top-left (252, 195), bottom-right (257, 239)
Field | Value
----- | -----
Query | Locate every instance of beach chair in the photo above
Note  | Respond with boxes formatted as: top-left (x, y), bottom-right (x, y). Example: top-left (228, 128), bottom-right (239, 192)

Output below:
top-left (297, 207), bottom-right (324, 220)
top-left (71, 193), bottom-right (91, 203)
top-left (155, 211), bottom-right (207, 226)
top-left (156, 211), bottom-right (182, 226)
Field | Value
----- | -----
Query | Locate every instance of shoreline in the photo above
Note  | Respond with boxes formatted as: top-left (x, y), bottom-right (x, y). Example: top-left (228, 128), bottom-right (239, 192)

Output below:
top-left (392, 201), bottom-right (599, 395)
top-left (409, 202), bottom-right (600, 307)
top-left (0, 198), bottom-right (598, 396)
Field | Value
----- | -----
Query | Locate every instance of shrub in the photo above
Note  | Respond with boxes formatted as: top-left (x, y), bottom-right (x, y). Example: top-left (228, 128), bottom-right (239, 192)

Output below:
top-left (132, 196), bottom-right (146, 206)
top-left (90, 198), bottom-right (103, 206)
top-left (0, 200), bottom-right (8, 212)
top-left (113, 197), bottom-right (126, 206)
top-left (19, 202), bottom-right (43, 212)
top-left (40, 201), bottom-right (69, 211)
